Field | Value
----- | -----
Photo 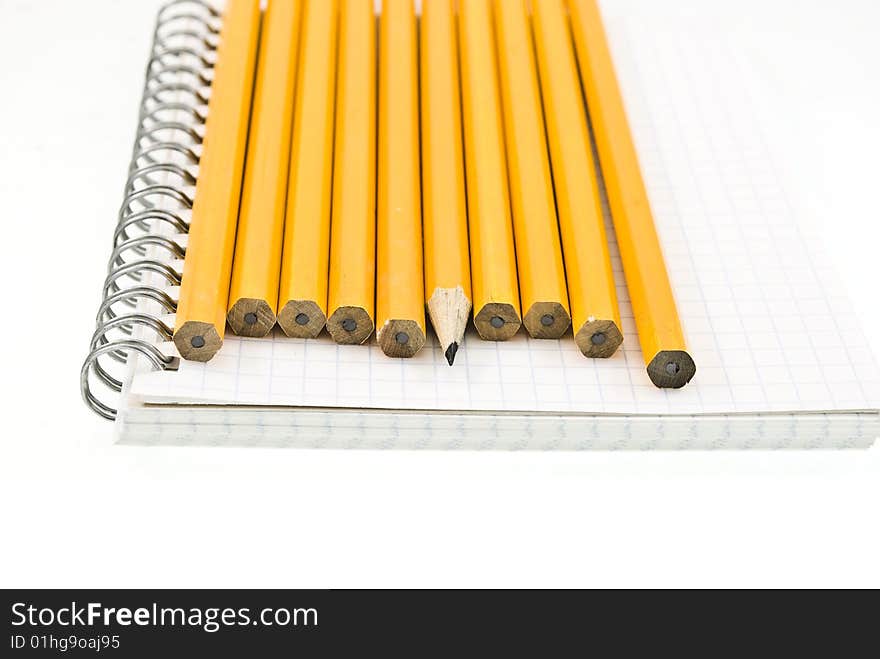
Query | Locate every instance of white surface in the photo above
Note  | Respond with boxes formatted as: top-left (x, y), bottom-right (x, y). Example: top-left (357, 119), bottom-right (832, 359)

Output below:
top-left (1, 0), bottom-right (880, 586)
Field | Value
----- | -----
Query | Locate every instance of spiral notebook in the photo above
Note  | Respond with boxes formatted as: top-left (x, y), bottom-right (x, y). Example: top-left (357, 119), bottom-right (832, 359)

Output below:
top-left (83, 0), bottom-right (880, 449)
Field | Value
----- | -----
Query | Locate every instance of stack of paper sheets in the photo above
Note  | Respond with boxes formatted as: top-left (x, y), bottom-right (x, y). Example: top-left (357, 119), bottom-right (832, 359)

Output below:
top-left (117, 0), bottom-right (880, 448)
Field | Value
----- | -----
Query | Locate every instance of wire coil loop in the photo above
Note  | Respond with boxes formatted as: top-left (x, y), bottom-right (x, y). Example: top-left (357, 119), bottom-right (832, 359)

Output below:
top-left (81, 0), bottom-right (216, 420)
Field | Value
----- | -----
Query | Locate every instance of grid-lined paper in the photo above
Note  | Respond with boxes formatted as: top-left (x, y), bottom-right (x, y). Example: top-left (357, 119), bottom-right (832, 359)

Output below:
top-left (125, 0), bottom-right (880, 423)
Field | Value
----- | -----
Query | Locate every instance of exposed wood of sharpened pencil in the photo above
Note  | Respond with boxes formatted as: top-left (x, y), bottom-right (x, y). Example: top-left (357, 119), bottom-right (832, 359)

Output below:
top-left (458, 0), bottom-right (522, 341)
top-left (277, 0), bottom-right (339, 339)
top-left (326, 0), bottom-right (377, 346)
top-left (421, 0), bottom-right (472, 365)
top-left (568, 0), bottom-right (695, 387)
top-left (532, 0), bottom-right (622, 358)
top-left (494, 0), bottom-right (571, 340)
top-left (227, 0), bottom-right (303, 337)
top-left (173, 0), bottom-right (261, 362)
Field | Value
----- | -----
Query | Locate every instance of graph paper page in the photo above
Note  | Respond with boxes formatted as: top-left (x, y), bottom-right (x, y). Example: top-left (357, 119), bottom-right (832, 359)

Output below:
top-left (128, 0), bottom-right (880, 416)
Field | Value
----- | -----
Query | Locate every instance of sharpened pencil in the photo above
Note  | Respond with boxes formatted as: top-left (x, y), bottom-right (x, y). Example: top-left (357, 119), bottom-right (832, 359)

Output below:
top-left (421, 0), bottom-right (472, 365)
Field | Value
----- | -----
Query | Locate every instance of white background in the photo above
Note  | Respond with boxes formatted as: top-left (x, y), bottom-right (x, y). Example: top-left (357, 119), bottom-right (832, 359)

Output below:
top-left (0, 0), bottom-right (878, 588)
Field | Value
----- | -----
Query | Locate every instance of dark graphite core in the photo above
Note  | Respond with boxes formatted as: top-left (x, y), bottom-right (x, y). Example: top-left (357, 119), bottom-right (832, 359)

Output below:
top-left (445, 342), bottom-right (459, 366)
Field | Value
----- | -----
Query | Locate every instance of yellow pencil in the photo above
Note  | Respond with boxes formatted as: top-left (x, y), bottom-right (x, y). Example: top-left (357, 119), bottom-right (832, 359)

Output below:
top-left (326, 0), bottom-right (377, 345)
top-left (532, 0), bottom-right (622, 357)
top-left (568, 0), bottom-right (695, 387)
top-left (494, 0), bottom-right (570, 340)
top-left (421, 0), bottom-right (471, 365)
top-left (459, 0), bottom-right (521, 341)
top-left (277, 0), bottom-right (339, 339)
top-left (376, 0), bottom-right (425, 358)
top-left (173, 0), bottom-right (260, 361)
top-left (227, 0), bottom-right (302, 337)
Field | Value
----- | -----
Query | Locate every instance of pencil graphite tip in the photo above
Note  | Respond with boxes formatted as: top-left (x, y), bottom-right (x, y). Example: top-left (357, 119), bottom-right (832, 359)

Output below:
top-left (427, 287), bottom-right (472, 364)
top-left (445, 342), bottom-right (459, 366)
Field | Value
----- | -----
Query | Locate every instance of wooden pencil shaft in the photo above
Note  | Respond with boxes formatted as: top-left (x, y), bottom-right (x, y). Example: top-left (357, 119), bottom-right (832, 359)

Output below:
top-left (421, 0), bottom-right (471, 300)
top-left (421, 0), bottom-right (472, 360)
top-left (459, 0), bottom-right (522, 341)
top-left (227, 0), bottom-right (303, 338)
top-left (327, 0), bottom-right (378, 346)
top-left (376, 0), bottom-right (426, 358)
top-left (532, 0), bottom-right (622, 357)
top-left (568, 0), bottom-right (695, 386)
top-left (494, 0), bottom-right (570, 340)
top-left (173, 0), bottom-right (261, 361)
top-left (278, 0), bottom-right (340, 339)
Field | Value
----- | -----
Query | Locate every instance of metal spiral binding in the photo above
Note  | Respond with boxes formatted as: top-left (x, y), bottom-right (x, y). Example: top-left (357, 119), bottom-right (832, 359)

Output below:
top-left (81, 0), bottom-right (221, 420)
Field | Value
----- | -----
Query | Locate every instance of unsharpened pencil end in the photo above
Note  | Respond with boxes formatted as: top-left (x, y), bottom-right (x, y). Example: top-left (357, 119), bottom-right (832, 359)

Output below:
top-left (445, 342), bottom-right (459, 366)
top-left (277, 299), bottom-right (327, 339)
top-left (173, 321), bottom-right (223, 363)
top-left (523, 301), bottom-right (571, 340)
top-left (377, 319), bottom-right (427, 358)
top-left (227, 298), bottom-right (276, 338)
top-left (474, 302), bottom-right (521, 341)
top-left (326, 305), bottom-right (375, 345)
top-left (646, 350), bottom-right (696, 389)
top-left (574, 318), bottom-right (624, 359)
